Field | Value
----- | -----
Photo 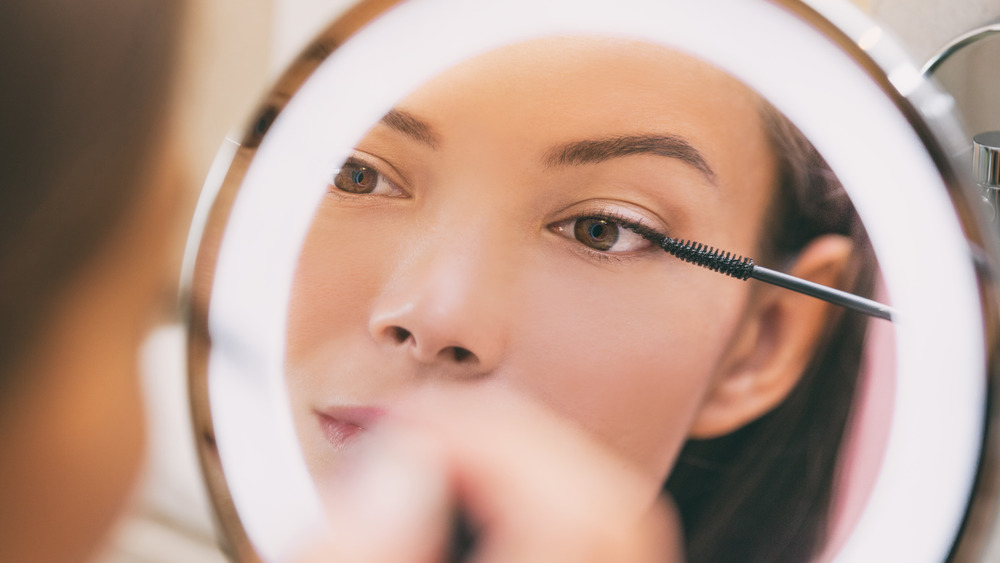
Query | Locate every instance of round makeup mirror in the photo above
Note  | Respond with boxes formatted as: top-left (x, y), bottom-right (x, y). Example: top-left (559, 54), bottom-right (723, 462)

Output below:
top-left (183, 0), bottom-right (1000, 561)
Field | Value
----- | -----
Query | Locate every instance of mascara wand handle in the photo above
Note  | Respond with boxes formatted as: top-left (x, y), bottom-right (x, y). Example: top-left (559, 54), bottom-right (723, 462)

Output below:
top-left (750, 266), bottom-right (896, 322)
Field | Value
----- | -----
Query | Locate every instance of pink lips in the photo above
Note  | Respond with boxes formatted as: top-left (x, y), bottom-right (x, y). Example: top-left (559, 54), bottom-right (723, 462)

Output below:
top-left (315, 406), bottom-right (385, 450)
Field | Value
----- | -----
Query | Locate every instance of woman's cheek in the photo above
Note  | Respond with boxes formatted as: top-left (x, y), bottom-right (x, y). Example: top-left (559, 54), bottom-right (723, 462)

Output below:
top-left (505, 262), bottom-right (742, 481)
top-left (287, 206), bottom-right (402, 363)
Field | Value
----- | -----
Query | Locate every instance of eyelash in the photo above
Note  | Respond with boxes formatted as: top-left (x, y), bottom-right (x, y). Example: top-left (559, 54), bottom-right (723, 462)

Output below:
top-left (330, 153), bottom-right (667, 264)
top-left (329, 154), bottom-right (408, 198)
top-left (554, 209), bottom-right (668, 262)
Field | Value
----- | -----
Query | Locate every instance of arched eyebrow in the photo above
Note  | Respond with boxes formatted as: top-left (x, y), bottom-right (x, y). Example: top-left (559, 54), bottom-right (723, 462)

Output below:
top-left (377, 110), bottom-right (714, 183)
top-left (379, 109), bottom-right (440, 149)
top-left (543, 135), bottom-right (716, 183)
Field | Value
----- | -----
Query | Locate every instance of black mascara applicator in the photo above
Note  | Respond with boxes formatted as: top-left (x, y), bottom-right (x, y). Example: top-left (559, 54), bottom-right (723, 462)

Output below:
top-left (638, 230), bottom-right (896, 322)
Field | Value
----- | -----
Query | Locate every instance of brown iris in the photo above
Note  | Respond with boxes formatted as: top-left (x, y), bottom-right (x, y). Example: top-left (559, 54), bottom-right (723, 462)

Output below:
top-left (574, 217), bottom-right (619, 251)
top-left (333, 161), bottom-right (379, 193)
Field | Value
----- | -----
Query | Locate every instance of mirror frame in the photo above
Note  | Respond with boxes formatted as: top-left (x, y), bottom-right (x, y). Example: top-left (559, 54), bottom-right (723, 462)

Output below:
top-left (182, 0), bottom-right (1000, 561)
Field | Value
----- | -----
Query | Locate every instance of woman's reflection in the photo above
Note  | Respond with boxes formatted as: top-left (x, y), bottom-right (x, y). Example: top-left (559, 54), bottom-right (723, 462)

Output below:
top-left (285, 37), bottom-right (878, 562)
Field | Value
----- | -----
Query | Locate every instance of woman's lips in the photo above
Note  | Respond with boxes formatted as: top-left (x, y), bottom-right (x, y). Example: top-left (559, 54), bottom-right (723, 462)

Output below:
top-left (315, 406), bottom-right (385, 450)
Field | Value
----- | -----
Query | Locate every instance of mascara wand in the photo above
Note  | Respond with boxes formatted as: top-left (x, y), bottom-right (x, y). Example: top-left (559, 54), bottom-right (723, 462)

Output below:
top-left (647, 234), bottom-right (895, 322)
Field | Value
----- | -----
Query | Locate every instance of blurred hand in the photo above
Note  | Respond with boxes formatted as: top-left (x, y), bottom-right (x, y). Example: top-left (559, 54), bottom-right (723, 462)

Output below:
top-left (291, 385), bottom-right (683, 562)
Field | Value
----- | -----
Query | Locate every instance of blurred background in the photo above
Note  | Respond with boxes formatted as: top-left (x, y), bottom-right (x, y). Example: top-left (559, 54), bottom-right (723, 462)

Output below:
top-left (96, 0), bottom-right (1000, 561)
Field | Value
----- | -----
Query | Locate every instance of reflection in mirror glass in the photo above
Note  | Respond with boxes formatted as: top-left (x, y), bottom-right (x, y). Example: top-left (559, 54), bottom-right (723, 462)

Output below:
top-left (286, 37), bottom-right (889, 563)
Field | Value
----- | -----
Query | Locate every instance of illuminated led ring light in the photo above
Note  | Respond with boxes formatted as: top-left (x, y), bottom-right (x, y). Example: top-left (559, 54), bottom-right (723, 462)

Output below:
top-left (183, 0), bottom-right (999, 561)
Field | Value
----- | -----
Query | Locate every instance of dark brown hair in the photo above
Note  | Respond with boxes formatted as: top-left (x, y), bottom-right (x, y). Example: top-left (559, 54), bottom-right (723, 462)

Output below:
top-left (0, 0), bottom-right (181, 389)
top-left (664, 102), bottom-right (878, 562)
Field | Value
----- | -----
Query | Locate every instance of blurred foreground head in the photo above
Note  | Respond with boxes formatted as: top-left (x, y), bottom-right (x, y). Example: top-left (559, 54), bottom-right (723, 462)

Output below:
top-left (0, 1), bottom-right (181, 561)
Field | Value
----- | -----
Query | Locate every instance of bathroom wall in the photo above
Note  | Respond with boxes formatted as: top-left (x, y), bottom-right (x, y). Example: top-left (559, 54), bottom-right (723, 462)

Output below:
top-left (871, 0), bottom-right (998, 61)
top-left (870, 0), bottom-right (1000, 134)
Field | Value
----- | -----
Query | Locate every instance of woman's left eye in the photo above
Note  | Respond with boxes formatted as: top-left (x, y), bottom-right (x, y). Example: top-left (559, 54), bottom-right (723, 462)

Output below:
top-left (553, 216), bottom-right (653, 253)
top-left (331, 158), bottom-right (404, 196)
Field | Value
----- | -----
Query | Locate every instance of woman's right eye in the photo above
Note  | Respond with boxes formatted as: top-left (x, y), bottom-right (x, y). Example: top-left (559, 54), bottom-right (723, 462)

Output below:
top-left (331, 159), bottom-right (404, 196)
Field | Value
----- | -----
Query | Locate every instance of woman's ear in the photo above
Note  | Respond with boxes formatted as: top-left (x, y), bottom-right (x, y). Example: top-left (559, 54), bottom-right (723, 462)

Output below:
top-left (688, 234), bottom-right (855, 439)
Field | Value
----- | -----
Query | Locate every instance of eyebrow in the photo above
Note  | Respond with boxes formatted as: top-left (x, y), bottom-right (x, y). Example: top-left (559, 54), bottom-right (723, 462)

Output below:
top-left (543, 134), bottom-right (716, 182)
top-left (379, 109), bottom-right (441, 149)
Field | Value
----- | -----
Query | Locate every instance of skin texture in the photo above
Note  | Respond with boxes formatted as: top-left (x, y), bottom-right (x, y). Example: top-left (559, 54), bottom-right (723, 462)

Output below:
top-left (0, 150), bottom-right (180, 563)
top-left (285, 35), bottom-right (854, 499)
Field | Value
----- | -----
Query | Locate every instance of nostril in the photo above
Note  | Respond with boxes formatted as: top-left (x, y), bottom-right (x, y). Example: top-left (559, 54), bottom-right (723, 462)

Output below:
top-left (382, 325), bottom-right (478, 365)
top-left (390, 326), bottom-right (412, 344)
top-left (451, 346), bottom-right (475, 363)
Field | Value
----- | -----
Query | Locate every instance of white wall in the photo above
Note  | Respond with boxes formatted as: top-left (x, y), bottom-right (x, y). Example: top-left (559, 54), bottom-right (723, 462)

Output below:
top-left (869, 0), bottom-right (1000, 134)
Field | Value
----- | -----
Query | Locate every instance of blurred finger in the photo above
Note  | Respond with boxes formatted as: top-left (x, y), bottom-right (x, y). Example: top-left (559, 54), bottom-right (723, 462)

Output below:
top-left (291, 424), bottom-right (453, 563)
top-left (393, 385), bottom-right (680, 562)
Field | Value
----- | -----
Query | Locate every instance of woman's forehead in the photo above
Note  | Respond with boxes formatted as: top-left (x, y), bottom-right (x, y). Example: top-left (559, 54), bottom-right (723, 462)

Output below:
top-left (391, 36), bottom-right (776, 214)
top-left (398, 37), bottom-right (761, 121)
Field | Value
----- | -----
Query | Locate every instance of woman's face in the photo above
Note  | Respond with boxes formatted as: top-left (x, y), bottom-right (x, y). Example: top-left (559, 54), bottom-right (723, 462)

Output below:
top-left (286, 38), bottom-right (778, 485)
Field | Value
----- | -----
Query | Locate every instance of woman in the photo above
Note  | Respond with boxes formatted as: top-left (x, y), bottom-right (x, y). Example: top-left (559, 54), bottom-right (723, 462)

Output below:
top-left (286, 36), bottom-right (876, 562)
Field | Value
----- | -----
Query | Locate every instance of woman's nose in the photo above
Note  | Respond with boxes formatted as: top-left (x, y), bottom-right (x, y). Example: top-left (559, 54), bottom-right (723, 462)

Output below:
top-left (367, 237), bottom-right (509, 376)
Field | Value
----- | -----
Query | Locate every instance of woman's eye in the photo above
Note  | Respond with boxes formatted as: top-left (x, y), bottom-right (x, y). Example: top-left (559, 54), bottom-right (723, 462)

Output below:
top-left (556, 216), bottom-right (653, 253)
top-left (331, 159), bottom-right (403, 196)
top-left (575, 217), bottom-right (619, 251)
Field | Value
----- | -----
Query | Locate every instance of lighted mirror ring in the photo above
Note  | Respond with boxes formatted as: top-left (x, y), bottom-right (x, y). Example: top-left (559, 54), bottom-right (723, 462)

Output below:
top-left (182, 0), bottom-right (1000, 561)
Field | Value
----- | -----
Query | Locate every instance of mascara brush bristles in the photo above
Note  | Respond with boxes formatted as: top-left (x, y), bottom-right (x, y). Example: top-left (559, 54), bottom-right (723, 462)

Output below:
top-left (636, 230), bottom-right (755, 281)
top-left (663, 239), bottom-right (755, 280)
top-left (633, 228), bottom-right (895, 322)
